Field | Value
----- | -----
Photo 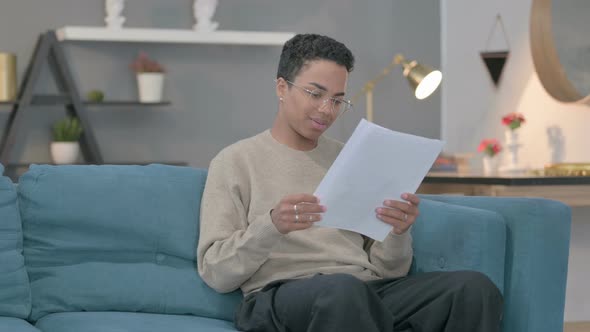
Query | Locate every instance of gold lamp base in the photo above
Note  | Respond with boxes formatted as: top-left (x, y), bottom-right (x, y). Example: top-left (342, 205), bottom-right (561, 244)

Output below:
top-left (0, 52), bottom-right (17, 102)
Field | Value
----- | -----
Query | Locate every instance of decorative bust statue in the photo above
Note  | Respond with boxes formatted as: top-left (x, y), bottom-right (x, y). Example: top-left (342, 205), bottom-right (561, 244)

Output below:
top-left (105, 0), bottom-right (126, 29)
top-left (193, 0), bottom-right (219, 32)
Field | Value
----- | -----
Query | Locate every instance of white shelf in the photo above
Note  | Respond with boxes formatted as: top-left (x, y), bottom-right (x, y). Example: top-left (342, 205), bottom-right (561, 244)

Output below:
top-left (56, 26), bottom-right (295, 46)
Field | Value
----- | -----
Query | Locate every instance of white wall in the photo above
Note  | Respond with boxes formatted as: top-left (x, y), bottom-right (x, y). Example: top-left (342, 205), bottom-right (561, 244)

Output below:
top-left (442, 0), bottom-right (590, 322)
top-left (442, 0), bottom-right (590, 166)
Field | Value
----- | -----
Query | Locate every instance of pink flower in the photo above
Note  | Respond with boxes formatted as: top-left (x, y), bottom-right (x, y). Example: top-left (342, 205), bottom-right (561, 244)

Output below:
top-left (130, 52), bottom-right (165, 73)
top-left (502, 113), bottom-right (525, 130)
top-left (478, 138), bottom-right (502, 157)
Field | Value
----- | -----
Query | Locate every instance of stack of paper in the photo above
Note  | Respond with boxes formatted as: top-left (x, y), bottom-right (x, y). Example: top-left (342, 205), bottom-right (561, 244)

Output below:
top-left (314, 119), bottom-right (444, 241)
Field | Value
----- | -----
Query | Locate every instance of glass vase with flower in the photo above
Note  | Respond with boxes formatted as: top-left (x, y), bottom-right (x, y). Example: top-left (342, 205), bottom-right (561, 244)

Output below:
top-left (501, 112), bottom-right (526, 172)
top-left (478, 138), bottom-right (502, 175)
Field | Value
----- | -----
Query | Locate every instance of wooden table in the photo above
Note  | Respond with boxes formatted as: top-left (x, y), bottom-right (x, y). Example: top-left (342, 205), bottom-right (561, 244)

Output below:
top-left (418, 171), bottom-right (590, 207)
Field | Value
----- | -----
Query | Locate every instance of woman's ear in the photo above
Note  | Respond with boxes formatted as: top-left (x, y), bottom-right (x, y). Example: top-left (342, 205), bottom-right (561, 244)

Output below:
top-left (275, 77), bottom-right (287, 100)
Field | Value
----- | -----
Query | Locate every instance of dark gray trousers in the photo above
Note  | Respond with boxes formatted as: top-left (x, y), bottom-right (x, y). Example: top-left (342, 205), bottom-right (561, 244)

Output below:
top-left (235, 271), bottom-right (503, 332)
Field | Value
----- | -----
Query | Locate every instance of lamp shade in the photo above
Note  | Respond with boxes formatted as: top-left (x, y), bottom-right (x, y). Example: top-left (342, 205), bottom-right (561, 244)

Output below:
top-left (354, 54), bottom-right (443, 123)
top-left (401, 60), bottom-right (442, 100)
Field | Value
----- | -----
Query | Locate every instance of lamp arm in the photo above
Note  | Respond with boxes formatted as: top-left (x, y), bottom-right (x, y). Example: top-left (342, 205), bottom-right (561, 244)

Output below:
top-left (351, 54), bottom-right (407, 122)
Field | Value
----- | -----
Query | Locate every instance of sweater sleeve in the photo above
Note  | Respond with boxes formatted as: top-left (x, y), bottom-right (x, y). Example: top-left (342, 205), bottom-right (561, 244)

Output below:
top-left (197, 152), bottom-right (284, 293)
top-left (366, 231), bottom-right (413, 278)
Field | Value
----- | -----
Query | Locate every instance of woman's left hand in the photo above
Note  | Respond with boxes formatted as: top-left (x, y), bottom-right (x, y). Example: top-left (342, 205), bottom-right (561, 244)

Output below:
top-left (375, 193), bottom-right (420, 235)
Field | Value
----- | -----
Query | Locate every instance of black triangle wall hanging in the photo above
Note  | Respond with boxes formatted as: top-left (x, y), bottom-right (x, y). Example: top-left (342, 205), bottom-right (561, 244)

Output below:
top-left (481, 51), bottom-right (509, 86)
top-left (481, 14), bottom-right (510, 87)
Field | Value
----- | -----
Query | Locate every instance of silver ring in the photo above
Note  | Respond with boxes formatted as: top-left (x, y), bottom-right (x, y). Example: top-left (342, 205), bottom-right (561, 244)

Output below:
top-left (403, 213), bottom-right (408, 221)
top-left (293, 204), bottom-right (298, 213)
top-left (308, 215), bottom-right (312, 222)
top-left (295, 214), bottom-right (299, 223)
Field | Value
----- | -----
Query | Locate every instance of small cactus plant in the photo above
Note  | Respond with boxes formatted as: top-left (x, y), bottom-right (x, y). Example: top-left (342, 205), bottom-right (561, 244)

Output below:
top-left (87, 89), bottom-right (105, 102)
top-left (52, 116), bottom-right (83, 142)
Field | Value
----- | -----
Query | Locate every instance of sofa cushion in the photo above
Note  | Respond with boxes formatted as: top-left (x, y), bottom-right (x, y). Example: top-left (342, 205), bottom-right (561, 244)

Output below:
top-left (35, 312), bottom-right (237, 332)
top-left (410, 198), bottom-right (507, 293)
top-left (0, 317), bottom-right (41, 332)
top-left (18, 164), bottom-right (242, 322)
top-left (0, 166), bottom-right (31, 318)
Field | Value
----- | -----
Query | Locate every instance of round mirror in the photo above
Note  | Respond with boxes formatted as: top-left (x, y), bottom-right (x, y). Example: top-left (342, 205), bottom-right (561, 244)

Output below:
top-left (530, 0), bottom-right (590, 104)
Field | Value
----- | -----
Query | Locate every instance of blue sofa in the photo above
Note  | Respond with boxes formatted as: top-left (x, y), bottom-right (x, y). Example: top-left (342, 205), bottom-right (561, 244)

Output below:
top-left (0, 163), bottom-right (571, 332)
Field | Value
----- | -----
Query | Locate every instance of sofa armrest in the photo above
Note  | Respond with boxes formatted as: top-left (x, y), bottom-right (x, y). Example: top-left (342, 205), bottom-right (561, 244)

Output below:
top-left (419, 195), bottom-right (571, 332)
top-left (410, 199), bottom-right (507, 293)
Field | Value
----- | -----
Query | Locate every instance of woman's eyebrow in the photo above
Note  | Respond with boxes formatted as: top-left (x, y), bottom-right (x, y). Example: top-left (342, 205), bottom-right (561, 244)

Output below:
top-left (308, 82), bottom-right (346, 96)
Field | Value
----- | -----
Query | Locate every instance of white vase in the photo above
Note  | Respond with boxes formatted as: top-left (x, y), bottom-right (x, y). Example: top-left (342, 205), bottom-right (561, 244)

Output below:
top-left (50, 142), bottom-right (80, 164)
top-left (501, 129), bottom-right (526, 173)
top-left (137, 73), bottom-right (164, 103)
top-left (482, 156), bottom-right (499, 175)
top-left (504, 129), bottom-right (519, 145)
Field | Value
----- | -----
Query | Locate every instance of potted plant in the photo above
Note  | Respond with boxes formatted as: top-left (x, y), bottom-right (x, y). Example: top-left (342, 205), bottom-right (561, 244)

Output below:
top-left (477, 138), bottom-right (502, 174)
top-left (51, 116), bottom-right (83, 164)
top-left (501, 112), bottom-right (526, 172)
top-left (501, 112), bottom-right (526, 144)
top-left (86, 89), bottom-right (105, 102)
top-left (130, 52), bottom-right (165, 103)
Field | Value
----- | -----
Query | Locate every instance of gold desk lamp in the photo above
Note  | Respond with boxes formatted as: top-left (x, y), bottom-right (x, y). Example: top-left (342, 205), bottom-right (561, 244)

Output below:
top-left (352, 54), bottom-right (442, 122)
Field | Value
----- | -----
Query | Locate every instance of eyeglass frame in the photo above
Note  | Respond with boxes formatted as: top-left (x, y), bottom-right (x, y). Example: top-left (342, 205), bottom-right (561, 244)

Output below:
top-left (276, 78), bottom-right (354, 117)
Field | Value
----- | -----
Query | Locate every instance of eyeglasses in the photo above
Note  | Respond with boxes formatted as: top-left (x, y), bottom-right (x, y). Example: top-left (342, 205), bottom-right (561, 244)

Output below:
top-left (283, 79), bottom-right (353, 117)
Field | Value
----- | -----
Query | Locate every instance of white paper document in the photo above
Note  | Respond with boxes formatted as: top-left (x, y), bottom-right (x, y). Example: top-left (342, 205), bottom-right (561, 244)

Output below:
top-left (314, 119), bottom-right (444, 241)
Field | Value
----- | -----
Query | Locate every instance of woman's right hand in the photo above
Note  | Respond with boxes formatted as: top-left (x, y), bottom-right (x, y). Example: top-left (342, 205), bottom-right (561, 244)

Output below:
top-left (270, 193), bottom-right (326, 234)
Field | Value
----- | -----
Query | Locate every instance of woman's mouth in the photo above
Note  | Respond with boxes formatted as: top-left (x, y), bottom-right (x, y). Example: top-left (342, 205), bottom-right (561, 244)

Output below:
top-left (310, 118), bottom-right (328, 130)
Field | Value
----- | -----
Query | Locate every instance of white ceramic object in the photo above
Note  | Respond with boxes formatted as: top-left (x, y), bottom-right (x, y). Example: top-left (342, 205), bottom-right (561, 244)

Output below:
top-left (51, 142), bottom-right (80, 164)
top-left (193, 0), bottom-right (219, 32)
top-left (105, 0), bottom-right (126, 29)
top-left (482, 155), bottom-right (499, 175)
top-left (504, 129), bottom-right (518, 145)
top-left (137, 73), bottom-right (164, 103)
top-left (500, 129), bottom-right (526, 173)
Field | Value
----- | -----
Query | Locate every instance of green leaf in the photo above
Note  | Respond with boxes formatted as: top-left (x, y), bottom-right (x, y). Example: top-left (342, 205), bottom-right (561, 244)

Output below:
top-left (52, 116), bottom-right (83, 142)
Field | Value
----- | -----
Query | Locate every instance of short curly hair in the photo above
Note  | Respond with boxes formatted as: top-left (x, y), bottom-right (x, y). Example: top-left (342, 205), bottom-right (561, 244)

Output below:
top-left (276, 34), bottom-right (355, 82)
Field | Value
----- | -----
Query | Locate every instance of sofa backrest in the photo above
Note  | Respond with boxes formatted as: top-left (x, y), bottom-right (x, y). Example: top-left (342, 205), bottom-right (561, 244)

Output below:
top-left (0, 163), bottom-right (32, 318)
top-left (18, 164), bottom-right (242, 322)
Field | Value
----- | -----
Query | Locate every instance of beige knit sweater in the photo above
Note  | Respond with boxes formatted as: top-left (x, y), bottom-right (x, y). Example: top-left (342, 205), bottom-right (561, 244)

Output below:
top-left (197, 130), bottom-right (413, 295)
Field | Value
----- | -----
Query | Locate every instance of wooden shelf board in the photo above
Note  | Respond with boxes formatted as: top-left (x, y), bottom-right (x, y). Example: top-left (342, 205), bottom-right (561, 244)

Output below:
top-left (84, 101), bottom-right (171, 106)
top-left (2, 95), bottom-right (171, 107)
top-left (56, 26), bottom-right (295, 46)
